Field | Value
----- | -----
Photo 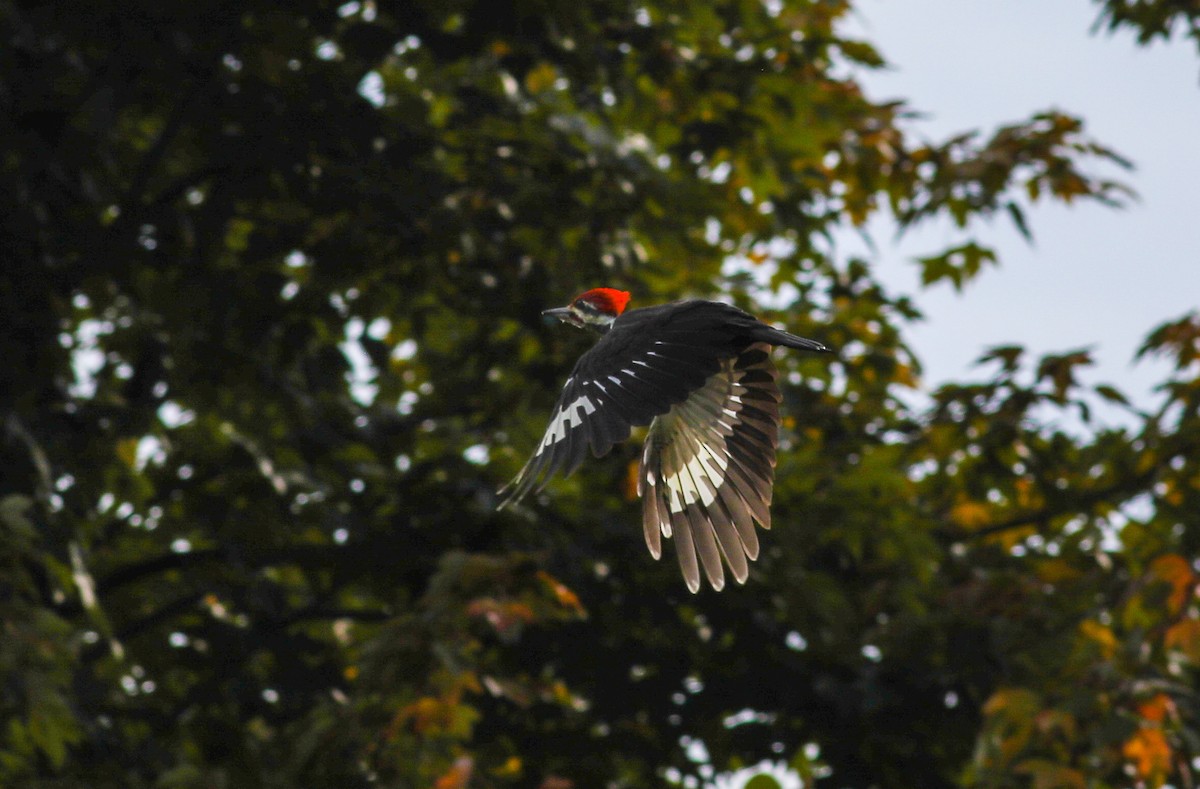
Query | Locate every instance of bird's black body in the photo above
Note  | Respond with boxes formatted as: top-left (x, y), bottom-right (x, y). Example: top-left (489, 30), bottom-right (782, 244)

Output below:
top-left (500, 296), bottom-right (830, 592)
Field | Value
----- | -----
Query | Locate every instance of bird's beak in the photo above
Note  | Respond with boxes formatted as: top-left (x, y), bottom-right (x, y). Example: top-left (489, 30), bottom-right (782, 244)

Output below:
top-left (541, 307), bottom-right (574, 324)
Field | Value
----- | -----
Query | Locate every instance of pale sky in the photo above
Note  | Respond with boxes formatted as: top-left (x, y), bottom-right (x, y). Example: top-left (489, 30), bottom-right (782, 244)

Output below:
top-left (842, 0), bottom-right (1200, 421)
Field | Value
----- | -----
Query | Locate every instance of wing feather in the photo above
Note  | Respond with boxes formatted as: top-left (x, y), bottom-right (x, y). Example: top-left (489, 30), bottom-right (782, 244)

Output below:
top-left (640, 439), bottom-right (664, 559)
top-left (638, 343), bottom-right (782, 591)
top-left (685, 503), bottom-right (725, 591)
top-left (673, 516), bottom-right (702, 593)
top-left (710, 496), bottom-right (750, 584)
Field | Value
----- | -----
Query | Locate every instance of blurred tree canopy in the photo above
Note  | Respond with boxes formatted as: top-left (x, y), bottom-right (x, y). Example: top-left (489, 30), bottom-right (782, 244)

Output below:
top-left (2, 1), bottom-right (1199, 787)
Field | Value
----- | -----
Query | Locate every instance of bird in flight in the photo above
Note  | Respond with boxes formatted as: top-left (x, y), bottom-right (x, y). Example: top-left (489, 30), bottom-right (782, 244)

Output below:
top-left (499, 288), bottom-right (831, 592)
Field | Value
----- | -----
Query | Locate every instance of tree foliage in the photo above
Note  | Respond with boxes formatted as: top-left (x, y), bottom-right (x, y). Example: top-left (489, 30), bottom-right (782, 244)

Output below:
top-left (2, 1), bottom-right (1199, 787)
top-left (1095, 0), bottom-right (1200, 53)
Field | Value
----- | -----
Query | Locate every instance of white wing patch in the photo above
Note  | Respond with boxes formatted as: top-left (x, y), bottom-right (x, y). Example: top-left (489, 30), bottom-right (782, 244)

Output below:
top-left (541, 394), bottom-right (596, 449)
top-left (662, 451), bottom-right (724, 512)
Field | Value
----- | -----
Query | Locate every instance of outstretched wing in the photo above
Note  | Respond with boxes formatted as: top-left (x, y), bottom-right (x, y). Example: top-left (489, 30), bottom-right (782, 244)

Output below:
top-left (639, 343), bottom-right (780, 593)
top-left (498, 305), bottom-right (735, 508)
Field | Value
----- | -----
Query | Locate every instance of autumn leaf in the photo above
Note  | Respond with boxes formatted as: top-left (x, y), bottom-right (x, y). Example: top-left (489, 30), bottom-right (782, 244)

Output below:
top-left (1123, 728), bottom-right (1171, 787)
top-left (434, 756), bottom-right (474, 789)
top-left (1078, 620), bottom-right (1117, 659)
top-left (981, 688), bottom-right (1041, 763)
top-left (397, 697), bottom-right (445, 734)
top-left (1137, 694), bottom-right (1174, 724)
top-left (1148, 554), bottom-right (1195, 613)
top-left (537, 570), bottom-right (585, 614)
top-left (1014, 476), bottom-right (1042, 509)
top-left (492, 755), bottom-right (522, 777)
top-left (466, 598), bottom-right (535, 635)
top-left (624, 459), bottom-right (640, 502)
top-left (524, 62), bottom-right (558, 93)
top-left (1165, 619), bottom-right (1200, 662)
top-left (950, 500), bottom-right (991, 529)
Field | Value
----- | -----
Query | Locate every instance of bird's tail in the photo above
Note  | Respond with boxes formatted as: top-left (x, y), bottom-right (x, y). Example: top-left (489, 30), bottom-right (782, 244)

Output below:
top-left (757, 326), bottom-right (832, 354)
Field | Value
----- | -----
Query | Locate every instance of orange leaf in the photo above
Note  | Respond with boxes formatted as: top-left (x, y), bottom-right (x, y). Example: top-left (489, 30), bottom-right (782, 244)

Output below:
top-left (1137, 694), bottom-right (1174, 724)
top-left (537, 570), bottom-right (585, 613)
top-left (434, 756), bottom-right (474, 789)
top-left (466, 598), bottom-right (535, 634)
top-left (1123, 728), bottom-right (1171, 786)
top-left (1165, 619), bottom-right (1200, 662)
top-left (624, 459), bottom-right (640, 502)
top-left (492, 756), bottom-right (522, 777)
top-left (1014, 477), bottom-right (1041, 508)
top-left (1149, 554), bottom-right (1195, 613)
top-left (950, 500), bottom-right (991, 529)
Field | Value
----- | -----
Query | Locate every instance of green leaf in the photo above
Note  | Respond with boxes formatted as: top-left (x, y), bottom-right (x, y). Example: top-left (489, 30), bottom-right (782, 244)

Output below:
top-left (916, 242), bottom-right (998, 291)
top-left (744, 775), bottom-right (784, 789)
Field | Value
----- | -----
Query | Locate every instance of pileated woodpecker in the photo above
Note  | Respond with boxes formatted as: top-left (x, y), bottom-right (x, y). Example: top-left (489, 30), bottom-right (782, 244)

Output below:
top-left (499, 288), bottom-right (831, 592)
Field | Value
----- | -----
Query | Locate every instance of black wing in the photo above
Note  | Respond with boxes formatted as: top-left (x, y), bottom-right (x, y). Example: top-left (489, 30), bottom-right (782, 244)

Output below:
top-left (640, 343), bottom-right (781, 593)
top-left (498, 302), bottom-right (739, 508)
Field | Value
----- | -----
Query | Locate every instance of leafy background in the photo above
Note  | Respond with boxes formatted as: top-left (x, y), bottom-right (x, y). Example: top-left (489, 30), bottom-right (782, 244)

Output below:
top-left (2, 1), bottom-right (1199, 787)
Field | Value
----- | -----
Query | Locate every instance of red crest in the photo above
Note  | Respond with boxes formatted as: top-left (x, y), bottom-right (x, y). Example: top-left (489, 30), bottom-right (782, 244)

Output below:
top-left (573, 287), bottom-right (631, 316)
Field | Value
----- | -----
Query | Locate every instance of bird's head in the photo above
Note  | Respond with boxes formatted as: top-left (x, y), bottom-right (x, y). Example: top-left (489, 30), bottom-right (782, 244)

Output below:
top-left (543, 288), bottom-right (631, 334)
